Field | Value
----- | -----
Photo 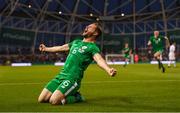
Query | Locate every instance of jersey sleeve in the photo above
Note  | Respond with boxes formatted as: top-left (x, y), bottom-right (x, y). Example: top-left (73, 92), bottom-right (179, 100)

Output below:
top-left (150, 36), bottom-right (153, 43)
top-left (68, 41), bottom-right (73, 48)
top-left (160, 35), bottom-right (164, 40)
top-left (68, 39), bottom-right (81, 48)
top-left (91, 45), bottom-right (100, 56)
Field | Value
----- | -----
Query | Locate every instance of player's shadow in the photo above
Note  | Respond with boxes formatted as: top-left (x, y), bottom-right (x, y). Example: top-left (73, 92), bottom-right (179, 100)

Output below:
top-left (84, 96), bottom-right (178, 111)
top-left (85, 96), bottom-right (133, 107)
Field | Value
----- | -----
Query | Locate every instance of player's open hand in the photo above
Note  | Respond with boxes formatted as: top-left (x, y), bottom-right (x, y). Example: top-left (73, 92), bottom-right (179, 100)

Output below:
top-left (108, 68), bottom-right (117, 77)
top-left (39, 44), bottom-right (46, 52)
top-left (164, 36), bottom-right (168, 40)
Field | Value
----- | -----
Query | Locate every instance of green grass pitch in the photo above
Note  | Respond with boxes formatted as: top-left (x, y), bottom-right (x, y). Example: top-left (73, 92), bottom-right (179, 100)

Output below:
top-left (0, 64), bottom-right (180, 112)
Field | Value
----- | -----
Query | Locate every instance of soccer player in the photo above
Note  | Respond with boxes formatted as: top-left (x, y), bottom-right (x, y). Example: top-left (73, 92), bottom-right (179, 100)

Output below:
top-left (38, 23), bottom-right (117, 105)
top-left (168, 42), bottom-right (176, 68)
top-left (122, 43), bottom-right (131, 67)
top-left (147, 30), bottom-right (169, 73)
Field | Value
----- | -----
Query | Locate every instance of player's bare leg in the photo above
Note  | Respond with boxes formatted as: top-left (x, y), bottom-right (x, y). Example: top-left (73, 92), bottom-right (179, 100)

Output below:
top-left (38, 88), bottom-right (52, 103)
top-left (174, 60), bottom-right (176, 67)
top-left (169, 60), bottom-right (176, 68)
top-left (49, 90), bottom-right (65, 105)
top-left (123, 58), bottom-right (129, 67)
top-left (168, 60), bottom-right (172, 68)
top-left (49, 90), bottom-right (85, 105)
top-left (154, 52), bottom-right (161, 69)
top-left (154, 52), bottom-right (165, 73)
top-left (168, 59), bottom-right (176, 68)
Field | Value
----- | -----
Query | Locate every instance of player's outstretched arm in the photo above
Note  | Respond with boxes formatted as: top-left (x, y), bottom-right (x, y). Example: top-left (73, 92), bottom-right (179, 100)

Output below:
top-left (93, 53), bottom-right (117, 77)
top-left (164, 36), bottom-right (170, 48)
top-left (39, 44), bottom-right (69, 52)
top-left (147, 40), bottom-right (151, 46)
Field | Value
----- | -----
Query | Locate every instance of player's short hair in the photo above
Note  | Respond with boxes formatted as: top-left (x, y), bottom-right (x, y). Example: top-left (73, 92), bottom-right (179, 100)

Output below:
top-left (93, 23), bottom-right (102, 38)
top-left (154, 30), bottom-right (159, 33)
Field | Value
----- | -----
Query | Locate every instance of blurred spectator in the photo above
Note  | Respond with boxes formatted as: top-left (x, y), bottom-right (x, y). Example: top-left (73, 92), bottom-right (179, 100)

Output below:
top-left (134, 54), bottom-right (139, 63)
top-left (0, 46), bottom-right (179, 64)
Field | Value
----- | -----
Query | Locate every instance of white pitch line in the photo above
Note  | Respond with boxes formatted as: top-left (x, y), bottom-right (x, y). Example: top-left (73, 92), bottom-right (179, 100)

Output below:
top-left (84, 79), bottom-right (180, 84)
top-left (0, 82), bottom-right (44, 86)
top-left (0, 79), bottom-right (180, 86)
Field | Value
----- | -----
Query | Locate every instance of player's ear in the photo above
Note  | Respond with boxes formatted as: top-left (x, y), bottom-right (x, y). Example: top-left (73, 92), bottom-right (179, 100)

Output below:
top-left (93, 31), bottom-right (98, 36)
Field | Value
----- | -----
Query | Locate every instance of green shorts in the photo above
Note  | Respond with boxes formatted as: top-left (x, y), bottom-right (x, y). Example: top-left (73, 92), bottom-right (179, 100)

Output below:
top-left (45, 77), bottom-right (80, 96)
top-left (124, 54), bottom-right (130, 59)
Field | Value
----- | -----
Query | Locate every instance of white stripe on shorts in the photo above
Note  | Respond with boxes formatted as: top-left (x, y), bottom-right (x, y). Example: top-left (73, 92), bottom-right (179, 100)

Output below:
top-left (64, 82), bottom-right (78, 96)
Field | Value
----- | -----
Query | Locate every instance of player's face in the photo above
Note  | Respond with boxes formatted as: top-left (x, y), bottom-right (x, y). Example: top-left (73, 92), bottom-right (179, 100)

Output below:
top-left (82, 24), bottom-right (97, 38)
top-left (154, 31), bottom-right (159, 38)
top-left (125, 43), bottom-right (129, 48)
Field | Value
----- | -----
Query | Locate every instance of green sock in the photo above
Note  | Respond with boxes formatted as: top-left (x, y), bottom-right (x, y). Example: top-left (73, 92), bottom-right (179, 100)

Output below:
top-left (66, 96), bottom-right (76, 104)
top-left (123, 61), bottom-right (127, 67)
top-left (66, 94), bottom-right (84, 104)
top-left (157, 59), bottom-right (162, 69)
top-left (158, 59), bottom-right (164, 68)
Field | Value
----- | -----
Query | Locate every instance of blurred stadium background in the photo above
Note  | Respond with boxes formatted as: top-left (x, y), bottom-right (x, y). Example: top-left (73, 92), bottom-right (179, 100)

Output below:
top-left (0, 0), bottom-right (180, 65)
top-left (0, 0), bottom-right (180, 112)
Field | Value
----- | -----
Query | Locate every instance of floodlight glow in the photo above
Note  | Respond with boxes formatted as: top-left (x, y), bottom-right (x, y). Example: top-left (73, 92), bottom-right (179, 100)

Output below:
top-left (96, 18), bottom-right (99, 21)
top-left (121, 13), bottom-right (125, 16)
top-left (59, 11), bottom-right (62, 14)
top-left (90, 13), bottom-right (93, 17)
top-left (28, 5), bottom-right (31, 8)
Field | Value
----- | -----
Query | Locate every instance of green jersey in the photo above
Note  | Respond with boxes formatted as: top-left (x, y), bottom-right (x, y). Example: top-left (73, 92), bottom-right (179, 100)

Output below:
top-left (123, 47), bottom-right (130, 58)
top-left (150, 35), bottom-right (164, 52)
top-left (57, 39), bottom-right (100, 82)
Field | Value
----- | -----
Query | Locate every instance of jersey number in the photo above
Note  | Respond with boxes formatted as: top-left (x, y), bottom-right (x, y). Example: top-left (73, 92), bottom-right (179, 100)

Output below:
top-left (61, 80), bottom-right (71, 89)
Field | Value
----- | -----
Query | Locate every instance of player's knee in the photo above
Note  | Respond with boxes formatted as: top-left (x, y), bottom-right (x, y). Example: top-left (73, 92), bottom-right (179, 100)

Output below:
top-left (49, 97), bottom-right (61, 105)
top-left (49, 90), bottom-right (65, 105)
top-left (38, 97), bottom-right (43, 103)
top-left (38, 96), bottom-right (47, 103)
top-left (49, 94), bottom-right (64, 105)
top-left (154, 55), bottom-right (160, 59)
top-left (38, 88), bottom-right (52, 103)
top-left (49, 99), bottom-right (57, 105)
top-left (38, 94), bottom-right (50, 103)
top-left (154, 54), bottom-right (157, 58)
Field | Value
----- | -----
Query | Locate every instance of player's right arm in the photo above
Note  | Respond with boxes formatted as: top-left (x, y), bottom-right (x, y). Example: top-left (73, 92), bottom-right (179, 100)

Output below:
top-left (93, 53), bottom-right (117, 77)
top-left (39, 44), bottom-right (69, 52)
top-left (164, 36), bottom-right (170, 48)
top-left (147, 40), bottom-right (151, 46)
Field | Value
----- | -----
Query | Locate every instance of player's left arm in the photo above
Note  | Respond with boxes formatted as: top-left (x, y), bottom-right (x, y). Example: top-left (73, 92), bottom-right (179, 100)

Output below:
top-left (164, 36), bottom-right (170, 48)
top-left (147, 40), bottom-right (151, 46)
top-left (129, 49), bottom-right (132, 55)
top-left (93, 53), bottom-right (117, 77)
